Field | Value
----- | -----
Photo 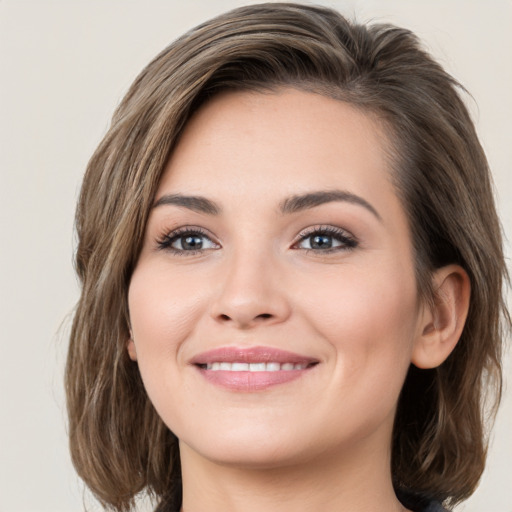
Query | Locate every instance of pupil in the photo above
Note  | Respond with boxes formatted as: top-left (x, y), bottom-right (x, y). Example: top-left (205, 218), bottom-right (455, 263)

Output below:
top-left (311, 234), bottom-right (332, 249)
top-left (183, 235), bottom-right (202, 250)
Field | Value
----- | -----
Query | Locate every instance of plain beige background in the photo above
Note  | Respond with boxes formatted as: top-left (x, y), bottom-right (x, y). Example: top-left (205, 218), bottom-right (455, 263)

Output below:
top-left (0, 1), bottom-right (510, 511)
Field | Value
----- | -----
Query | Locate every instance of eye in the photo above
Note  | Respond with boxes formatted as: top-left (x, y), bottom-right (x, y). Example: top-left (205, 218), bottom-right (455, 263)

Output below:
top-left (293, 225), bottom-right (357, 253)
top-left (157, 227), bottom-right (220, 255)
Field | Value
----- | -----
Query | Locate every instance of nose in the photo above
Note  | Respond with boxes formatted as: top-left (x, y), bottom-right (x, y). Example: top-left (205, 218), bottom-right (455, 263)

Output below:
top-left (209, 249), bottom-right (291, 329)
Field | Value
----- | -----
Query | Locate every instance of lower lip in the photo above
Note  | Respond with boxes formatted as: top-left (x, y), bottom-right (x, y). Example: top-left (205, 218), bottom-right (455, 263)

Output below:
top-left (196, 367), bottom-right (313, 391)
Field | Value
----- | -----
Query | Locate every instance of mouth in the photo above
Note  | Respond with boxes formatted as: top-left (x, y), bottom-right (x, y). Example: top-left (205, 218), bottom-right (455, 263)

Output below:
top-left (190, 346), bottom-right (319, 391)
top-left (200, 361), bottom-right (313, 371)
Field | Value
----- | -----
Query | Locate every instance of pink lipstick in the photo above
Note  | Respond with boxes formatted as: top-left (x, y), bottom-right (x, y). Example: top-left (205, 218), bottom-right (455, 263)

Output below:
top-left (190, 346), bottom-right (318, 391)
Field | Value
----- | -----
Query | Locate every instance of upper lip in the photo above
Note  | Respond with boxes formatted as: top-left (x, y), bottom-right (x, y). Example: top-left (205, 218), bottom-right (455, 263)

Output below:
top-left (190, 346), bottom-right (318, 366)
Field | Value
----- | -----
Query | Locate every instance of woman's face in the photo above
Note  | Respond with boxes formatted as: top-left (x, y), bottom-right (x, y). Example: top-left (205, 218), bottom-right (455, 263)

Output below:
top-left (128, 88), bottom-right (426, 469)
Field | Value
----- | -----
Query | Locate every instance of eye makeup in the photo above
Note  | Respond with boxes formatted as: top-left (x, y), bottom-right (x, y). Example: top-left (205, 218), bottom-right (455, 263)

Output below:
top-left (155, 223), bottom-right (358, 257)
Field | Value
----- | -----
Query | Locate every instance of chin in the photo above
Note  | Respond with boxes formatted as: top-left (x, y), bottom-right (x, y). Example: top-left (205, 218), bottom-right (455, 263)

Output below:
top-left (178, 420), bottom-right (311, 469)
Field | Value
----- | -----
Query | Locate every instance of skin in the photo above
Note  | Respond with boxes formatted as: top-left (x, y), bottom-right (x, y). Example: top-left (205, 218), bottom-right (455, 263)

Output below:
top-left (128, 88), bottom-right (469, 512)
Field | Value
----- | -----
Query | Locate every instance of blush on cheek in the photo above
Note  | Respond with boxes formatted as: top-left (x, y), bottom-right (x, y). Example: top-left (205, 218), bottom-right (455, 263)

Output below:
top-left (128, 265), bottom-right (213, 387)
top-left (310, 275), bottom-right (417, 365)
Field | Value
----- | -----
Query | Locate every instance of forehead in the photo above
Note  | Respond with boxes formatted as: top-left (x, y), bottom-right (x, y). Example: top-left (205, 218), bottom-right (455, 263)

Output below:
top-left (156, 88), bottom-right (406, 230)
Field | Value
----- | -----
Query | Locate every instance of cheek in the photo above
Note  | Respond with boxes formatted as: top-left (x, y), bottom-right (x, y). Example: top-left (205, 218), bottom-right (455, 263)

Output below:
top-left (127, 262), bottom-right (204, 428)
top-left (128, 261), bottom-right (203, 361)
top-left (301, 262), bottom-right (418, 378)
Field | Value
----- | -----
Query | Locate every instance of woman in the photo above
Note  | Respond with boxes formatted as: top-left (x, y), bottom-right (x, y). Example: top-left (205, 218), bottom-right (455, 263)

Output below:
top-left (66, 3), bottom-right (509, 511)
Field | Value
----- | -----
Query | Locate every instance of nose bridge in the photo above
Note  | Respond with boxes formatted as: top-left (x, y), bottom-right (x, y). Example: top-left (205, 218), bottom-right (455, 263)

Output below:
top-left (210, 237), bottom-right (290, 328)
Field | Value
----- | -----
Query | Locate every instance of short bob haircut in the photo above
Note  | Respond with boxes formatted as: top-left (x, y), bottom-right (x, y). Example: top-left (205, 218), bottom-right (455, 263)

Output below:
top-left (66, 3), bottom-right (509, 511)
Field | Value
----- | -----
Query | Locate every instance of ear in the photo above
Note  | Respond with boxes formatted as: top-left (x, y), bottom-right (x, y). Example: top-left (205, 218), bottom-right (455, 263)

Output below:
top-left (127, 331), bottom-right (137, 361)
top-left (412, 265), bottom-right (470, 369)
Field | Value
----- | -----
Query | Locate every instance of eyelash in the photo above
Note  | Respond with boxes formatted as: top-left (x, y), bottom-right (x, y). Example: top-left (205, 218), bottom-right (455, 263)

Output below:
top-left (156, 225), bottom-right (358, 256)
top-left (294, 225), bottom-right (358, 254)
top-left (156, 226), bottom-right (218, 256)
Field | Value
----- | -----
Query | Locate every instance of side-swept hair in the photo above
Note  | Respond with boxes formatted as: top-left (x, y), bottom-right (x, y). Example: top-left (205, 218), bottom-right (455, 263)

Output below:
top-left (66, 3), bottom-right (509, 510)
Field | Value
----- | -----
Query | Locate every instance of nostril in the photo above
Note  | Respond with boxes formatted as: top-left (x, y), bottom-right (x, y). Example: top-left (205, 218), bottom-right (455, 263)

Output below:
top-left (216, 312), bottom-right (274, 324)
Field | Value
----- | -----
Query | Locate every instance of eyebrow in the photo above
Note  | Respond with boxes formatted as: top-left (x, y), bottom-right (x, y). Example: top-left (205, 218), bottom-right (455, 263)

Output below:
top-left (279, 190), bottom-right (381, 220)
top-left (153, 194), bottom-right (221, 215)
top-left (153, 190), bottom-right (381, 221)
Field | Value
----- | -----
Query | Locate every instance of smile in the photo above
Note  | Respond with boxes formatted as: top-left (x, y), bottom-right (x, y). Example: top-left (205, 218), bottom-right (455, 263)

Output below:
top-left (191, 346), bottom-right (319, 391)
top-left (203, 362), bottom-right (310, 371)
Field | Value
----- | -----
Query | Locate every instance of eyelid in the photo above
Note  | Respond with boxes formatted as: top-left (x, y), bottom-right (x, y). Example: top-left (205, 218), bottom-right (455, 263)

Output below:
top-left (156, 225), bottom-right (221, 255)
top-left (292, 224), bottom-right (358, 251)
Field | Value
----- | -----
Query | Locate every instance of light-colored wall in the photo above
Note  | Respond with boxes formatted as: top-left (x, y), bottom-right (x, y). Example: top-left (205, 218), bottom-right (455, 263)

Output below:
top-left (0, 1), bottom-right (510, 511)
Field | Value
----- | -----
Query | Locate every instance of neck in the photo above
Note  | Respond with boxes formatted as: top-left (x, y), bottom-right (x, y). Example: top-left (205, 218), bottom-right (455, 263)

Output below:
top-left (179, 437), bottom-right (407, 512)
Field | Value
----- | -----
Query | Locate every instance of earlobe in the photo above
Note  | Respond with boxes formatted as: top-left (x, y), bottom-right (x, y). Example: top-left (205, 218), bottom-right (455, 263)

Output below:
top-left (412, 265), bottom-right (471, 369)
top-left (127, 337), bottom-right (138, 361)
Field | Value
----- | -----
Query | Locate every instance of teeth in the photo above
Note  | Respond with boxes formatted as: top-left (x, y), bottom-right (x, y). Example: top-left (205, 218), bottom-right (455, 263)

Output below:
top-left (205, 362), bottom-right (309, 371)
top-left (231, 362), bottom-right (249, 371)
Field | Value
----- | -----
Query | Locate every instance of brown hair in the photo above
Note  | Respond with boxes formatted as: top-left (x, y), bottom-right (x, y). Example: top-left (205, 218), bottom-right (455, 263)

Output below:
top-left (66, 3), bottom-right (509, 511)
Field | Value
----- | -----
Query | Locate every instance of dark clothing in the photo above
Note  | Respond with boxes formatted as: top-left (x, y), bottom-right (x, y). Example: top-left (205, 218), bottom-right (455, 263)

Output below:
top-left (158, 501), bottom-right (446, 512)
top-left (156, 487), bottom-right (448, 511)
top-left (397, 488), bottom-right (448, 512)
top-left (423, 502), bottom-right (447, 512)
